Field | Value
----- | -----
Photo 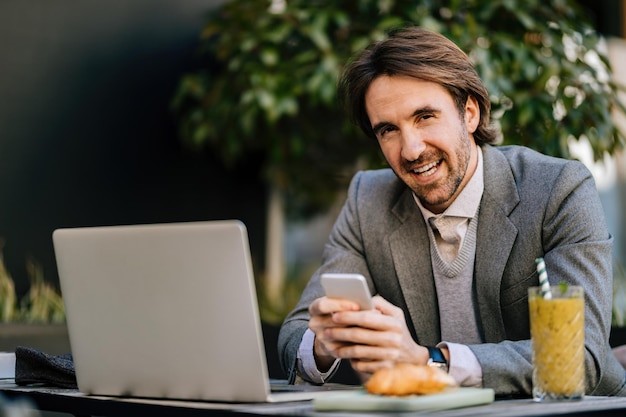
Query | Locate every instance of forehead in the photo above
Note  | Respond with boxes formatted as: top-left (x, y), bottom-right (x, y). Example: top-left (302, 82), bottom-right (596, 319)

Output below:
top-left (365, 75), bottom-right (454, 117)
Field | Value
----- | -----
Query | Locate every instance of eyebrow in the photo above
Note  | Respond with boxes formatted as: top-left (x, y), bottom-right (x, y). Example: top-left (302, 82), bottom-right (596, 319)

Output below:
top-left (371, 121), bottom-right (392, 137)
top-left (371, 106), bottom-right (441, 137)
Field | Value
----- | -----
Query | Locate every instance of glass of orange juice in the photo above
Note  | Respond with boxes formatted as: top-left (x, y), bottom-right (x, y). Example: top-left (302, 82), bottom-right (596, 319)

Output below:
top-left (528, 285), bottom-right (585, 401)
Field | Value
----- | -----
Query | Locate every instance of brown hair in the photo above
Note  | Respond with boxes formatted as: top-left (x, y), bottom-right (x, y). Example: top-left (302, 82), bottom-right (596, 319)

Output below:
top-left (338, 26), bottom-right (498, 145)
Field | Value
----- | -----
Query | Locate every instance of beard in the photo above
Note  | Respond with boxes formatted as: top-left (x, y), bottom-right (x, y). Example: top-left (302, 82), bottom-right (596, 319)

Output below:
top-left (405, 129), bottom-right (473, 210)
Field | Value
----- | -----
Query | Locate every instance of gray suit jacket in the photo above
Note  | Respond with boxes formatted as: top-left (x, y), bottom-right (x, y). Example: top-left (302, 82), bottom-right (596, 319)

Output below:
top-left (278, 144), bottom-right (626, 396)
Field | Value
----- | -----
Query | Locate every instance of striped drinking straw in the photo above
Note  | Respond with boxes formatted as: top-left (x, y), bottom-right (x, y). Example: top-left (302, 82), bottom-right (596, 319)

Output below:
top-left (535, 257), bottom-right (552, 299)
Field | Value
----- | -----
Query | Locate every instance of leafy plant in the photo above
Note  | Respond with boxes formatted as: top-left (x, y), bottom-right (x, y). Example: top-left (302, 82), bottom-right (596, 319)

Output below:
top-left (0, 241), bottom-right (18, 322)
top-left (19, 256), bottom-right (66, 324)
top-left (171, 0), bottom-right (625, 218)
top-left (255, 266), bottom-right (312, 325)
top-left (0, 242), bottom-right (65, 324)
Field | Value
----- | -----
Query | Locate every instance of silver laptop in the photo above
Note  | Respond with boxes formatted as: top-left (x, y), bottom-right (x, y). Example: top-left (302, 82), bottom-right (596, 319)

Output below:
top-left (53, 220), bottom-right (350, 402)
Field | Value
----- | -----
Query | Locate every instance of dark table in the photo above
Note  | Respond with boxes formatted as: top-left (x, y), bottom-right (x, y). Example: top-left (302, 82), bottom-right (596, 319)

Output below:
top-left (4, 380), bottom-right (626, 417)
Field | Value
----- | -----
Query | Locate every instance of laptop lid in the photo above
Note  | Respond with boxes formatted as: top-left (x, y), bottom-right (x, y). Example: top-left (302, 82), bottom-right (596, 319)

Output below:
top-left (53, 220), bottom-right (326, 402)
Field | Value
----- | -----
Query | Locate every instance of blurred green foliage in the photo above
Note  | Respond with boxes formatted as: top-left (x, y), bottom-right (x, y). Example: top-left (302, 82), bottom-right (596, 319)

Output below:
top-left (0, 243), bottom-right (18, 322)
top-left (256, 264), bottom-right (318, 324)
top-left (172, 0), bottom-right (626, 218)
top-left (0, 242), bottom-right (65, 324)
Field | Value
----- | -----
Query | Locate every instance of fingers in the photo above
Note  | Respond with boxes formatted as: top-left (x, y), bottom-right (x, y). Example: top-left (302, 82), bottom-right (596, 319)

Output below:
top-left (308, 294), bottom-right (424, 371)
top-left (308, 296), bottom-right (364, 340)
top-left (372, 295), bottom-right (404, 319)
top-left (309, 296), bottom-right (360, 316)
top-left (326, 322), bottom-right (403, 347)
top-left (329, 307), bottom-right (398, 333)
top-left (349, 358), bottom-right (395, 376)
top-left (308, 296), bottom-right (363, 362)
top-left (347, 343), bottom-right (428, 375)
top-left (316, 311), bottom-right (405, 366)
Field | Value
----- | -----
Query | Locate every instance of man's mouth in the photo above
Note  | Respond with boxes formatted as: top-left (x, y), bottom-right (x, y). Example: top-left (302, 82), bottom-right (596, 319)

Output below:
top-left (412, 160), bottom-right (441, 177)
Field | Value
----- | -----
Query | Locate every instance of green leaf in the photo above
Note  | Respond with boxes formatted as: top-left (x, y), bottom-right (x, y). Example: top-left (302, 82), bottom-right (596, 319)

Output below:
top-left (261, 48), bottom-right (279, 66)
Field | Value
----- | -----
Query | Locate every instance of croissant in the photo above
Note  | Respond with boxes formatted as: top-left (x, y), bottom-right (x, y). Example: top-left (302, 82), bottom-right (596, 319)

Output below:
top-left (365, 363), bottom-right (457, 396)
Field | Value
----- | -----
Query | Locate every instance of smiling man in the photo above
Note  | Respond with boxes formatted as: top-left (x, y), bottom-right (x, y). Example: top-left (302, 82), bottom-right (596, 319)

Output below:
top-left (278, 27), bottom-right (626, 397)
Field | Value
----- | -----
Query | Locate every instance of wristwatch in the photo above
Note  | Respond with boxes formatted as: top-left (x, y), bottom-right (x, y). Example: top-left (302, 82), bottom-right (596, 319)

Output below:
top-left (426, 346), bottom-right (449, 372)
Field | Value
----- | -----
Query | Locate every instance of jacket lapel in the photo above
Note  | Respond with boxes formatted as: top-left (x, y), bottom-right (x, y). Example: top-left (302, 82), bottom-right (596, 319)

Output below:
top-left (388, 189), bottom-right (441, 345)
top-left (475, 146), bottom-right (520, 341)
top-left (386, 146), bottom-right (520, 345)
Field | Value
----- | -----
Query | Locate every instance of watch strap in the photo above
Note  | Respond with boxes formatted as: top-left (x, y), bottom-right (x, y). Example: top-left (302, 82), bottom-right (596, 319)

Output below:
top-left (426, 346), bottom-right (449, 372)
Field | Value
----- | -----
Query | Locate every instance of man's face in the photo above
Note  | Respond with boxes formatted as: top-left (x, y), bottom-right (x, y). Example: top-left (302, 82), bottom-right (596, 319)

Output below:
top-left (365, 75), bottom-right (480, 214)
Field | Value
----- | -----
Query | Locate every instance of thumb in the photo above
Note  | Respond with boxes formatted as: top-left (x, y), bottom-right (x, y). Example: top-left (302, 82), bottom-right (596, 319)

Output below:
top-left (371, 294), bottom-right (402, 317)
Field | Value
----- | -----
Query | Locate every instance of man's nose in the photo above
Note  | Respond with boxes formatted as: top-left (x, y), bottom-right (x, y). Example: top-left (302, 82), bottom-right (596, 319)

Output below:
top-left (400, 130), bottom-right (426, 162)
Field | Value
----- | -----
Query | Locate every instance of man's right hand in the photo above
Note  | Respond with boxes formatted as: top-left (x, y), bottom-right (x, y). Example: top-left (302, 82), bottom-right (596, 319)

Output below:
top-left (308, 296), bottom-right (361, 371)
top-left (308, 295), bottom-right (429, 379)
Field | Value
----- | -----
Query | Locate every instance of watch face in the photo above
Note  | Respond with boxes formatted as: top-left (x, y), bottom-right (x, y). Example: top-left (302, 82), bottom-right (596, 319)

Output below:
top-left (427, 358), bottom-right (449, 372)
top-left (426, 346), bottom-right (449, 372)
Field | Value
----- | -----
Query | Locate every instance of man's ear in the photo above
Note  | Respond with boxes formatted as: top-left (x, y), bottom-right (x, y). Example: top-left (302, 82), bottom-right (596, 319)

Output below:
top-left (465, 96), bottom-right (480, 134)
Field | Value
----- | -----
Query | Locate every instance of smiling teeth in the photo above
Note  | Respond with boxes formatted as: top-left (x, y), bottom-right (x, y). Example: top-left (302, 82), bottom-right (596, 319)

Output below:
top-left (413, 161), bottom-right (438, 176)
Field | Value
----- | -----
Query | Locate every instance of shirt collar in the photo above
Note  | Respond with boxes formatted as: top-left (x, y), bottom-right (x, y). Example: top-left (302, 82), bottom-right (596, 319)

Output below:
top-left (414, 146), bottom-right (484, 219)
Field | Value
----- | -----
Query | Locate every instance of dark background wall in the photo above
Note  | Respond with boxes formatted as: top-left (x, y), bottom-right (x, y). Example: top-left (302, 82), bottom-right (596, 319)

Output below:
top-left (0, 0), bottom-right (267, 297)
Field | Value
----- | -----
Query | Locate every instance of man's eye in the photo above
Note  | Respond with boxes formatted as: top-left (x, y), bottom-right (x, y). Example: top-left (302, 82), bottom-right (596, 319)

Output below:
top-left (379, 126), bottom-right (395, 136)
